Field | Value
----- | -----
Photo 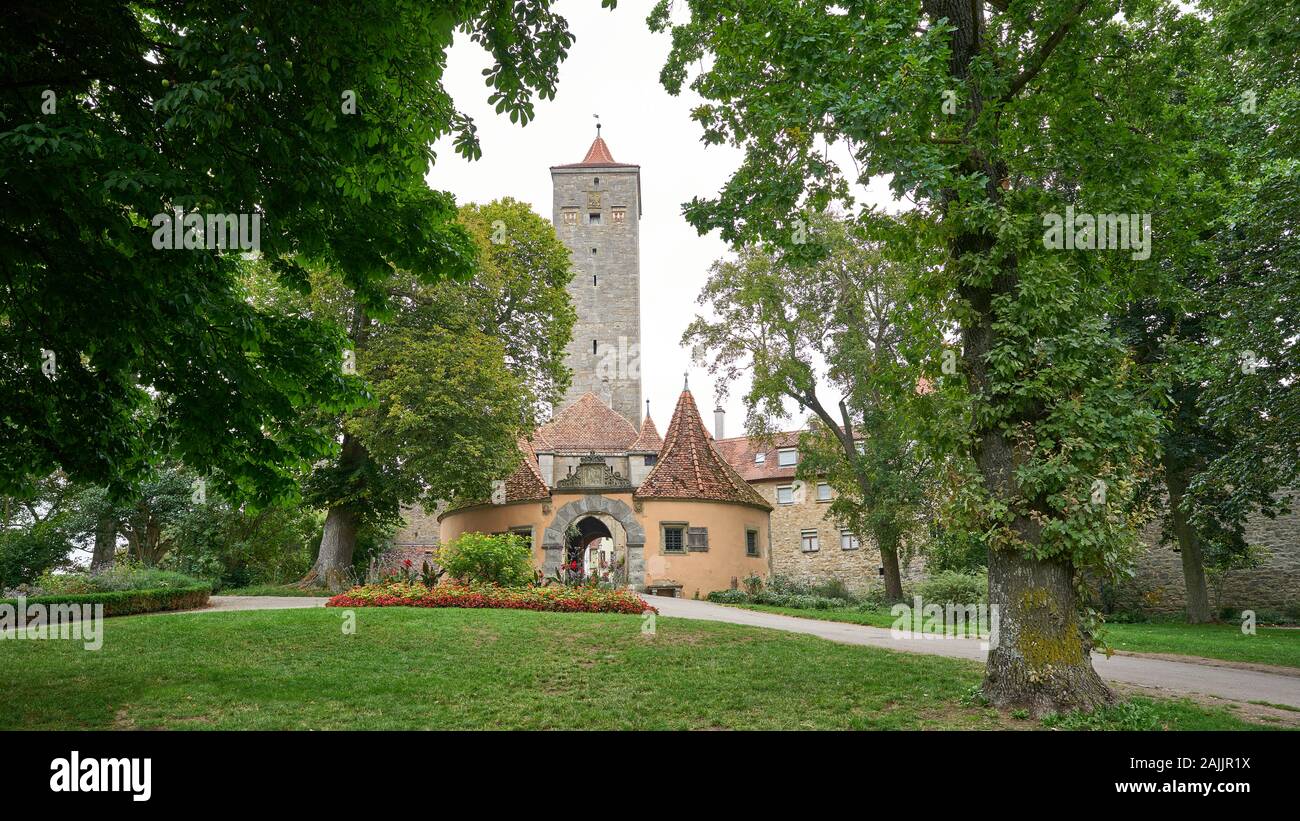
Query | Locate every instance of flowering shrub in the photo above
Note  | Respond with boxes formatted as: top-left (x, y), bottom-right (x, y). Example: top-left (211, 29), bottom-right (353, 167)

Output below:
top-left (435, 532), bottom-right (534, 587)
top-left (326, 581), bottom-right (657, 615)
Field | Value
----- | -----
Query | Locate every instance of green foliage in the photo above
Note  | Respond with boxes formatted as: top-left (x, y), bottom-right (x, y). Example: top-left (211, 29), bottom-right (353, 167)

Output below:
top-left (0, 2), bottom-right (591, 503)
top-left (164, 495), bottom-right (323, 588)
top-left (915, 570), bottom-right (988, 607)
top-left (0, 521), bottom-right (72, 590)
top-left (34, 565), bottom-right (208, 595)
top-left (435, 532), bottom-right (534, 587)
top-left (0, 586), bottom-right (210, 618)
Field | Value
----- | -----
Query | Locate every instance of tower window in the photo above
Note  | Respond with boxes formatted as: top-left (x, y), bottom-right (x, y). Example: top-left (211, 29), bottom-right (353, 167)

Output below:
top-left (592, 339), bottom-right (598, 355)
top-left (588, 212), bottom-right (601, 225)
top-left (594, 177), bottom-right (600, 185)
top-left (591, 247), bottom-right (597, 254)
top-left (593, 274), bottom-right (597, 286)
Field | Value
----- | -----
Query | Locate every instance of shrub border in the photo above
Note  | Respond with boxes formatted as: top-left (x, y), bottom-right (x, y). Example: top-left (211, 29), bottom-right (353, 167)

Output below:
top-left (0, 585), bottom-right (211, 617)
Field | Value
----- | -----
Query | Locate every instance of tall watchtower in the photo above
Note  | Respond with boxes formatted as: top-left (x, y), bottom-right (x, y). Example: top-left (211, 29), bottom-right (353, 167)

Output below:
top-left (550, 126), bottom-right (643, 428)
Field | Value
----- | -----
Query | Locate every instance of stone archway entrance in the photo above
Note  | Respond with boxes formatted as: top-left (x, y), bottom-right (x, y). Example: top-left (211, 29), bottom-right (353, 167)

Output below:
top-left (544, 495), bottom-right (646, 588)
top-left (567, 516), bottom-right (617, 582)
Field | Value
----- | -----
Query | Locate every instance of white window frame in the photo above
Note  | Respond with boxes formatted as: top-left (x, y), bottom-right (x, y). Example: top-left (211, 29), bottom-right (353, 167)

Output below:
top-left (776, 485), bottom-right (794, 505)
top-left (800, 530), bottom-right (820, 553)
top-left (816, 482), bottom-right (832, 502)
top-left (754, 452), bottom-right (766, 464)
top-left (777, 448), bottom-right (797, 467)
top-left (840, 530), bottom-right (860, 551)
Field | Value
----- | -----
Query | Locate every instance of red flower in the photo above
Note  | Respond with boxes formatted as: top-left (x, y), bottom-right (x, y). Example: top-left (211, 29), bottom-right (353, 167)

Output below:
top-left (403, 559), bottom-right (413, 568)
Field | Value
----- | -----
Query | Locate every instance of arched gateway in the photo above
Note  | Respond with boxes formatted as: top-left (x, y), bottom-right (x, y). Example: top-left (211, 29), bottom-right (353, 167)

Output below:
top-left (543, 494), bottom-right (646, 585)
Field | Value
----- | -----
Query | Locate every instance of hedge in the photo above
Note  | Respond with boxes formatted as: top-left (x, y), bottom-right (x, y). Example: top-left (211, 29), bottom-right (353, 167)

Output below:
top-left (0, 585), bottom-right (211, 617)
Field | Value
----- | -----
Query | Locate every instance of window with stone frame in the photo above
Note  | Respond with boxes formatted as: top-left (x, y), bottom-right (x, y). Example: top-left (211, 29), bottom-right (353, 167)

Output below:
top-left (588, 212), bottom-right (601, 225)
top-left (611, 207), bottom-right (626, 224)
top-left (800, 530), bottom-right (820, 552)
top-left (687, 527), bottom-right (709, 551)
top-left (776, 485), bottom-right (794, 505)
top-left (816, 482), bottom-right (832, 502)
top-left (745, 528), bottom-right (760, 557)
top-left (778, 447), bottom-right (797, 467)
top-left (662, 523), bottom-right (686, 554)
top-left (840, 530), bottom-right (860, 551)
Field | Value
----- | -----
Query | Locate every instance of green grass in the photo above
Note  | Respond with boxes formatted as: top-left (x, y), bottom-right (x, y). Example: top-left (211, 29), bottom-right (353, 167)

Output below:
top-left (0, 607), bottom-right (1272, 730)
top-left (728, 604), bottom-right (1300, 669)
top-left (217, 584), bottom-right (329, 597)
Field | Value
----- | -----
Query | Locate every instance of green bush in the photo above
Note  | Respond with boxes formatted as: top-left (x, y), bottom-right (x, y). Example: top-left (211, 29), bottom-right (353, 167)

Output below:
top-left (435, 532), bottom-right (533, 587)
top-left (915, 570), bottom-right (987, 606)
top-left (36, 565), bottom-right (209, 595)
top-left (0, 585), bottom-right (210, 617)
top-left (0, 522), bottom-right (71, 589)
top-left (707, 589), bottom-right (749, 604)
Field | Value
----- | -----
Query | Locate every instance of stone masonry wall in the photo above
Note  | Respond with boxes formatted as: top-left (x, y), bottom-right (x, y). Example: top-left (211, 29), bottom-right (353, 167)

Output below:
top-left (757, 479), bottom-right (923, 595)
top-left (1122, 503), bottom-right (1300, 616)
top-left (551, 166), bottom-right (642, 427)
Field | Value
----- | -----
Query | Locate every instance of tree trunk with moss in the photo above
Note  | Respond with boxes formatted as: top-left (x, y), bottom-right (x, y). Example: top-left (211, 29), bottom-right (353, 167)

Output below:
top-left (90, 514), bottom-right (116, 574)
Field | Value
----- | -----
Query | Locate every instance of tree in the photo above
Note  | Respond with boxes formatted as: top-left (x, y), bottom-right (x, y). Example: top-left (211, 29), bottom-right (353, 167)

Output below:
top-left (0, 473), bottom-right (76, 588)
top-left (650, 0), bottom-right (1201, 713)
top-left (686, 214), bottom-right (941, 600)
top-left (301, 200), bottom-right (575, 590)
top-left (0, 1), bottom-right (600, 504)
top-left (1113, 5), bottom-right (1299, 622)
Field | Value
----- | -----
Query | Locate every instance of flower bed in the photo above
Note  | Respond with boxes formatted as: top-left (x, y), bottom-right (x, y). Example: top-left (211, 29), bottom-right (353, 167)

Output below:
top-left (326, 581), bottom-right (657, 615)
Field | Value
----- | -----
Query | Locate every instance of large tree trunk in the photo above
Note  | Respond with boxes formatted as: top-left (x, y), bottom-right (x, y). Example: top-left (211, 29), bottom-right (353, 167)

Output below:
top-left (90, 514), bottom-right (116, 574)
top-left (984, 547), bottom-right (1114, 716)
top-left (1163, 458), bottom-right (1212, 623)
top-left (300, 433), bottom-right (368, 592)
top-left (303, 506), bottom-right (360, 592)
top-left (921, 0), bottom-right (1113, 714)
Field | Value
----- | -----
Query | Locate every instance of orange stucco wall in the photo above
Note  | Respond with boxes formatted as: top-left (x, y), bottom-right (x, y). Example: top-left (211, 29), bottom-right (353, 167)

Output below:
top-left (437, 495), bottom-right (771, 598)
top-left (639, 500), bottom-right (770, 600)
top-left (439, 502), bottom-right (552, 567)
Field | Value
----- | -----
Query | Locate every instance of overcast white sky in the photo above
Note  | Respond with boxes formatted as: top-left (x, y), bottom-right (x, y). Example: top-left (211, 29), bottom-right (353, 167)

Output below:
top-left (427, 0), bottom-right (895, 436)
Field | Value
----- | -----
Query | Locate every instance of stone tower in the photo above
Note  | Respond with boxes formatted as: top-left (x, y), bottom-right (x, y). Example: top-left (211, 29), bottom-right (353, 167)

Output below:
top-left (550, 127), bottom-right (643, 427)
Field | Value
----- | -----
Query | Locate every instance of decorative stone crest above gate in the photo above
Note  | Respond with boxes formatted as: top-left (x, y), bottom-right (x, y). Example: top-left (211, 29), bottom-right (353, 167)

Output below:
top-left (554, 454), bottom-right (632, 491)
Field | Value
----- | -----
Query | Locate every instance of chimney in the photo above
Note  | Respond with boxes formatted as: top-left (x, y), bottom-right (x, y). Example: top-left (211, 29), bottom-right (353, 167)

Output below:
top-left (714, 405), bottom-right (725, 440)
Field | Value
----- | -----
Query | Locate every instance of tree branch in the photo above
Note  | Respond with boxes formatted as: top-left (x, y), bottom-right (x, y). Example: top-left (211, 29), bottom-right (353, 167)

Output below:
top-left (1001, 0), bottom-right (1091, 103)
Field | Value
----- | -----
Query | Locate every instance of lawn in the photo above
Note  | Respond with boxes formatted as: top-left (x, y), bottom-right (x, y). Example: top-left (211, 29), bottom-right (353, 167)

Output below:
top-left (726, 604), bottom-right (1300, 669)
top-left (0, 607), bottom-right (1273, 730)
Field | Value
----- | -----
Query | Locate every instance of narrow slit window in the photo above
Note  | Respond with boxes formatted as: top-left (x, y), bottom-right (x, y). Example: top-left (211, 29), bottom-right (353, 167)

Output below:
top-left (592, 339), bottom-right (598, 354)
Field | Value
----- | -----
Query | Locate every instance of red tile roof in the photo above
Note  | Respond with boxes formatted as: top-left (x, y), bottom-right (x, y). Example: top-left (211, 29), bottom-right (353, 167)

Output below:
top-left (551, 134), bottom-right (639, 169)
top-left (535, 392), bottom-right (639, 453)
top-left (630, 413), bottom-right (663, 452)
top-left (635, 390), bottom-right (771, 509)
top-left (713, 430), bottom-right (803, 482)
top-left (505, 437), bottom-right (551, 502)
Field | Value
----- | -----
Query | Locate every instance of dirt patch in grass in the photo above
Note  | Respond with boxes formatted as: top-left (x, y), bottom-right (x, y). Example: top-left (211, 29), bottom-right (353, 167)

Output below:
top-left (1112, 682), bottom-right (1300, 728)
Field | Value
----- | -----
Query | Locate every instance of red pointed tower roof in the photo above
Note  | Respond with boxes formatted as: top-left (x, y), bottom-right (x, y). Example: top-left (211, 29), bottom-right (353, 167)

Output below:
top-left (631, 410), bottom-right (663, 453)
top-left (634, 389), bottom-right (771, 509)
top-left (551, 127), bottom-right (639, 170)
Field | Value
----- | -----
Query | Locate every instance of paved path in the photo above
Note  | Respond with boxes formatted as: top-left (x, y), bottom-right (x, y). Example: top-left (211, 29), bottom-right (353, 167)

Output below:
top-left (648, 596), bottom-right (1300, 709)
top-left (200, 595), bottom-right (329, 612)
top-left (192, 594), bottom-right (1300, 709)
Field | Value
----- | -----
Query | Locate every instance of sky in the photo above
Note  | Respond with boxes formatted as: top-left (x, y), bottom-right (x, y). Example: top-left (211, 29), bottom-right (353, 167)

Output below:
top-left (427, 0), bottom-right (895, 437)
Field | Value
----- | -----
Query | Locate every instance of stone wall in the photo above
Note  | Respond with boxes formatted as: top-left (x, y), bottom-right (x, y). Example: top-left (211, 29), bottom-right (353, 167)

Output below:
top-left (756, 479), bottom-right (923, 594)
top-left (1122, 504), bottom-right (1300, 617)
top-left (551, 166), bottom-right (642, 426)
